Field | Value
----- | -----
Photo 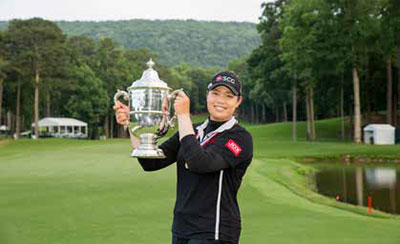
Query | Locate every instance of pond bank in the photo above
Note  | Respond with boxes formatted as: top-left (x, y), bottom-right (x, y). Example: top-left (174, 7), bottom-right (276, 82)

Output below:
top-left (261, 156), bottom-right (400, 219)
top-left (296, 154), bottom-right (400, 164)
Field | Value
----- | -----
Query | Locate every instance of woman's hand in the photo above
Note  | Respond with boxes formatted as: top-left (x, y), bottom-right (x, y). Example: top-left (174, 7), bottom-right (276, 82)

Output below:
top-left (113, 101), bottom-right (141, 148)
top-left (174, 90), bottom-right (190, 117)
top-left (173, 91), bottom-right (195, 140)
top-left (113, 101), bottom-right (130, 126)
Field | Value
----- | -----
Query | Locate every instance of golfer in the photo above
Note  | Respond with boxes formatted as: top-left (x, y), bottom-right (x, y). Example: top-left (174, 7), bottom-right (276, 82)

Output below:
top-left (114, 71), bottom-right (253, 244)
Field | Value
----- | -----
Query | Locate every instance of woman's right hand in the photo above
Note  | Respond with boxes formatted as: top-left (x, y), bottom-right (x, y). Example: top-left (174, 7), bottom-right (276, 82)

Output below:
top-left (113, 101), bottom-right (130, 126)
top-left (114, 101), bottom-right (141, 148)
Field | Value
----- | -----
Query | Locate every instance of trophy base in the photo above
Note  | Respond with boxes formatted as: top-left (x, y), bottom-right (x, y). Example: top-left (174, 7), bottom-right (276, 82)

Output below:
top-left (131, 133), bottom-right (166, 159)
top-left (131, 148), bottom-right (166, 158)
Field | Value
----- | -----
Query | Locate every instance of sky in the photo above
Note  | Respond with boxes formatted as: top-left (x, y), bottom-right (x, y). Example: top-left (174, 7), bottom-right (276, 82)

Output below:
top-left (0, 0), bottom-right (272, 23)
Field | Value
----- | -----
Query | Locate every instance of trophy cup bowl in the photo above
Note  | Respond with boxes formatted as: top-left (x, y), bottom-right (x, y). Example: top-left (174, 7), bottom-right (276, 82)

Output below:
top-left (114, 59), bottom-right (181, 158)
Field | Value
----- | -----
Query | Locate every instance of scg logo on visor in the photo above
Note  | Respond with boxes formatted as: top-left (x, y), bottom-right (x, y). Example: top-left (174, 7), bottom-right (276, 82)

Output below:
top-left (216, 75), bottom-right (236, 84)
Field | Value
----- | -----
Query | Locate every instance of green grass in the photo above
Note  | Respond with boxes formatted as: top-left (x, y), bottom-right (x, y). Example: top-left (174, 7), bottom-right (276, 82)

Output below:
top-left (0, 117), bottom-right (400, 244)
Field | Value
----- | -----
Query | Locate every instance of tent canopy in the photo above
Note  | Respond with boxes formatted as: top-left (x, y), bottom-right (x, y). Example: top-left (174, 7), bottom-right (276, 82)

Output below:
top-left (363, 124), bottom-right (395, 131)
top-left (32, 117), bottom-right (87, 127)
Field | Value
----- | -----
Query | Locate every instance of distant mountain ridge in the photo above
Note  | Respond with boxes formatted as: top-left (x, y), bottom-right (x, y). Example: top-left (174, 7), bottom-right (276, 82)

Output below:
top-left (0, 19), bottom-right (260, 68)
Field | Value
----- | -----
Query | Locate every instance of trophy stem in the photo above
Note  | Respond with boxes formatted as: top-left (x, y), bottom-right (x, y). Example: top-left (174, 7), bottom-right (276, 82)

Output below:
top-left (131, 133), bottom-right (166, 158)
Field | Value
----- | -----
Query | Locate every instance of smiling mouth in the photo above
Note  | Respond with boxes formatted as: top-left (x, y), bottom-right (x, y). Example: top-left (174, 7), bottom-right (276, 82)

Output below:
top-left (214, 106), bottom-right (226, 112)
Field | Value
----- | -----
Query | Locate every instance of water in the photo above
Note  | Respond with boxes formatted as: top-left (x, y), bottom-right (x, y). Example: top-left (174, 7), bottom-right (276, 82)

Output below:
top-left (309, 163), bottom-right (400, 215)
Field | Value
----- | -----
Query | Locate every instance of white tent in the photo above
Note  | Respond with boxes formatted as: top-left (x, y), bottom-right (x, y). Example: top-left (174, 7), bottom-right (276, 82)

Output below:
top-left (363, 124), bottom-right (395, 145)
top-left (0, 125), bottom-right (9, 131)
top-left (32, 117), bottom-right (88, 138)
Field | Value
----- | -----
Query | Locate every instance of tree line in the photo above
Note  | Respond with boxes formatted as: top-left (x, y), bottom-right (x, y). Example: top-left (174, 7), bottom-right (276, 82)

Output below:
top-left (243, 0), bottom-right (400, 142)
top-left (0, 18), bottom-right (220, 139)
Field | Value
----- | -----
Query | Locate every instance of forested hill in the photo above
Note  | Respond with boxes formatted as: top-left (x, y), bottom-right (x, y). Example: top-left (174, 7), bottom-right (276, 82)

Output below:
top-left (0, 19), bottom-right (260, 68)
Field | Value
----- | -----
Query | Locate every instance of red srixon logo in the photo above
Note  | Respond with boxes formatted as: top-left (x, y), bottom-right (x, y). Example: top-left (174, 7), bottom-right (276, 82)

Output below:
top-left (225, 139), bottom-right (242, 156)
top-left (216, 75), bottom-right (223, 82)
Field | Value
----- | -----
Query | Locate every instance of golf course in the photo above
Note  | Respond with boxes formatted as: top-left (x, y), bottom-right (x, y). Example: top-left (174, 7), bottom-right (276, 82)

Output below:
top-left (1, 117), bottom-right (400, 244)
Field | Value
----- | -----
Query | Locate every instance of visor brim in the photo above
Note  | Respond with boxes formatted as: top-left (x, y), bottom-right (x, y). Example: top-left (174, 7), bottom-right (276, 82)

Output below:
top-left (208, 83), bottom-right (239, 96)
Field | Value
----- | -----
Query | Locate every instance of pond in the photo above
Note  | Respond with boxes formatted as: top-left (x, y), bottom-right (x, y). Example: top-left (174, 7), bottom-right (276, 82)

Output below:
top-left (307, 163), bottom-right (400, 215)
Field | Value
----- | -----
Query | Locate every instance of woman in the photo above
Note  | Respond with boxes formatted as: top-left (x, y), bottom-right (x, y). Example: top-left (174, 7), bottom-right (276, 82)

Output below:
top-left (114, 71), bottom-right (253, 244)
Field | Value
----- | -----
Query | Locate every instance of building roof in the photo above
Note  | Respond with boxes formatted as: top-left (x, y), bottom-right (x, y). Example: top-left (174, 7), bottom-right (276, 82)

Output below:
top-left (32, 117), bottom-right (88, 127)
top-left (363, 124), bottom-right (395, 131)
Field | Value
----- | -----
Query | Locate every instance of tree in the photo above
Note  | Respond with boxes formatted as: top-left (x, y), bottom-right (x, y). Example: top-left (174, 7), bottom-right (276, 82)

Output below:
top-left (248, 0), bottom-right (291, 125)
top-left (7, 18), bottom-right (66, 138)
top-left (65, 65), bottom-right (108, 139)
top-left (92, 38), bottom-right (131, 138)
top-left (337, 0), bottom-right (380, 143)
top-left (0, 31), bottom-right (9, 126)
top-left (5, 62), bottom-right (30, 139)
top-left (67, 35), bottom-right (97, 67)
top-left (378, 0), bottom-right (397, 125)
top-left (377, 0), bottom-right (400, 125)
top-left (279, 0), bottom-right (333, 141)
top-left (227, 57), bottom-right (253, 121)
top-left (169, 63), bottom-right (194, 97)
top-left (4, 29), bottom-right (35, 138)
top-left (186, 67), bottom-right (215, 113)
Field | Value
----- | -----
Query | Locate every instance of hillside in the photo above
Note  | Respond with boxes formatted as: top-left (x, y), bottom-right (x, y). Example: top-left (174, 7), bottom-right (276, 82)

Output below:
top-left (0, 19), bottom-right (260, 68)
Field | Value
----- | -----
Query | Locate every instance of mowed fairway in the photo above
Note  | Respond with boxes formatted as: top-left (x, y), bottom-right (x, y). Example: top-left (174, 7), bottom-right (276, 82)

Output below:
top-left (1, 118), bottom-right (400, 244)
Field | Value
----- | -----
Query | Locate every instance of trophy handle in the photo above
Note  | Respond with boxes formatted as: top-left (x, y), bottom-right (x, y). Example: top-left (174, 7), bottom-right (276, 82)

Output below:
top-left (113, 89), bottom-right (130, 130)
top-left (167, 89), bottom-right (183, 128)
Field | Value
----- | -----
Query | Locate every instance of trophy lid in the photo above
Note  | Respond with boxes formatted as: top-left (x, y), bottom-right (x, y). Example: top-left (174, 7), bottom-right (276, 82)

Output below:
top-left (128, 59), bottom-right (170, 90)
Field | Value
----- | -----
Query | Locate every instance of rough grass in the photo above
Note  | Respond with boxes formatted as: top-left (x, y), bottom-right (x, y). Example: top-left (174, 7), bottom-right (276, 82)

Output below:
top-left (0, 116), bottom-right (399, 243)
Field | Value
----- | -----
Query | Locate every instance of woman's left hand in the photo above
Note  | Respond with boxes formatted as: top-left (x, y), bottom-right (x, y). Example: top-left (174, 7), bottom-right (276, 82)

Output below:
top-left (174, 90), bottom-right (190, 116)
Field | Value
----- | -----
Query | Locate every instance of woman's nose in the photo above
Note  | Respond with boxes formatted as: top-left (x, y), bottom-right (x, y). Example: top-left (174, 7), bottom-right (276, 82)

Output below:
top-left (215, 97), bottom-right (226, 105)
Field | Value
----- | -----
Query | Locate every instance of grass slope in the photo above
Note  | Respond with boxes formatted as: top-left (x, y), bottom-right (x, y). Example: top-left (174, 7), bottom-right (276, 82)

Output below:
top-left (0, 117), bottom-right (399, 243)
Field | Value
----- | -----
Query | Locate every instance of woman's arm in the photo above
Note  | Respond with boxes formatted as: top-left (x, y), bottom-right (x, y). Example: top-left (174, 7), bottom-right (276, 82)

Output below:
top-left (136, 131), bottom-right (180, 171)
top-left (173, 91), bottom-right (252, 173)
top-left (180, 134), bottom-right (229, 173)
top-left (173, 91), bottom-right (229, 173)
top-left (114, 100), bottom-right (178, 172)
top-left (179, 131), bottom-right (253, 173)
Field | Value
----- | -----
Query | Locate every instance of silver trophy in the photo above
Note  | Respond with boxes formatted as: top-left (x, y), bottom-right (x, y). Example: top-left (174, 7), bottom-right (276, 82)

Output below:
top-left (114, 59), bottom-right (181, 158)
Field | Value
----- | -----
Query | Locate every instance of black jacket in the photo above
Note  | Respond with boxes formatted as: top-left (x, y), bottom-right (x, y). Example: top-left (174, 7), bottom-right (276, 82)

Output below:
top-left (138, 119), bottom-right (253, 243)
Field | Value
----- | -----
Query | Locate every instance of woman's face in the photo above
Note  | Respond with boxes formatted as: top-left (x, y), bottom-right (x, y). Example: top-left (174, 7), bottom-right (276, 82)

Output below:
top-left (206, 85), bottom-right (242, 122)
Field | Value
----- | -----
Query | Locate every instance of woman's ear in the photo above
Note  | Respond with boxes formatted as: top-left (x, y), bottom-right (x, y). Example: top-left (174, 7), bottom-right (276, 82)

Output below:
top-left (236, 96), bottom-right (243, 107)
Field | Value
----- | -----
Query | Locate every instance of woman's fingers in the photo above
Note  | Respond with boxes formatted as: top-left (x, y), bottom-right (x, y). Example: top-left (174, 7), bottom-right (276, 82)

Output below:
top-left (119, 101), bottom-right (129, 110)
top-left (116, 114), bottom-right (128, 125)
top-left (174, 91), bottom-right (188, 104)
top-left (173, 90), bottom-right (190, 115)
top-left (116, 113), bottom-right (127, 120)
top-left (114, 101), bottom-right (129, 125)
top-left (114, 102), bottom-right (129, 116)
top-left (113, 101), bottom-right (129, 111)
top-left (116, 110), bottom-right (128, 119)
top-left (116, 111), bottom-right (128, 119)
top-left (116, 107), bottom-right (127, 114)
top-left (175, 90), bottom-right (187, 99)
